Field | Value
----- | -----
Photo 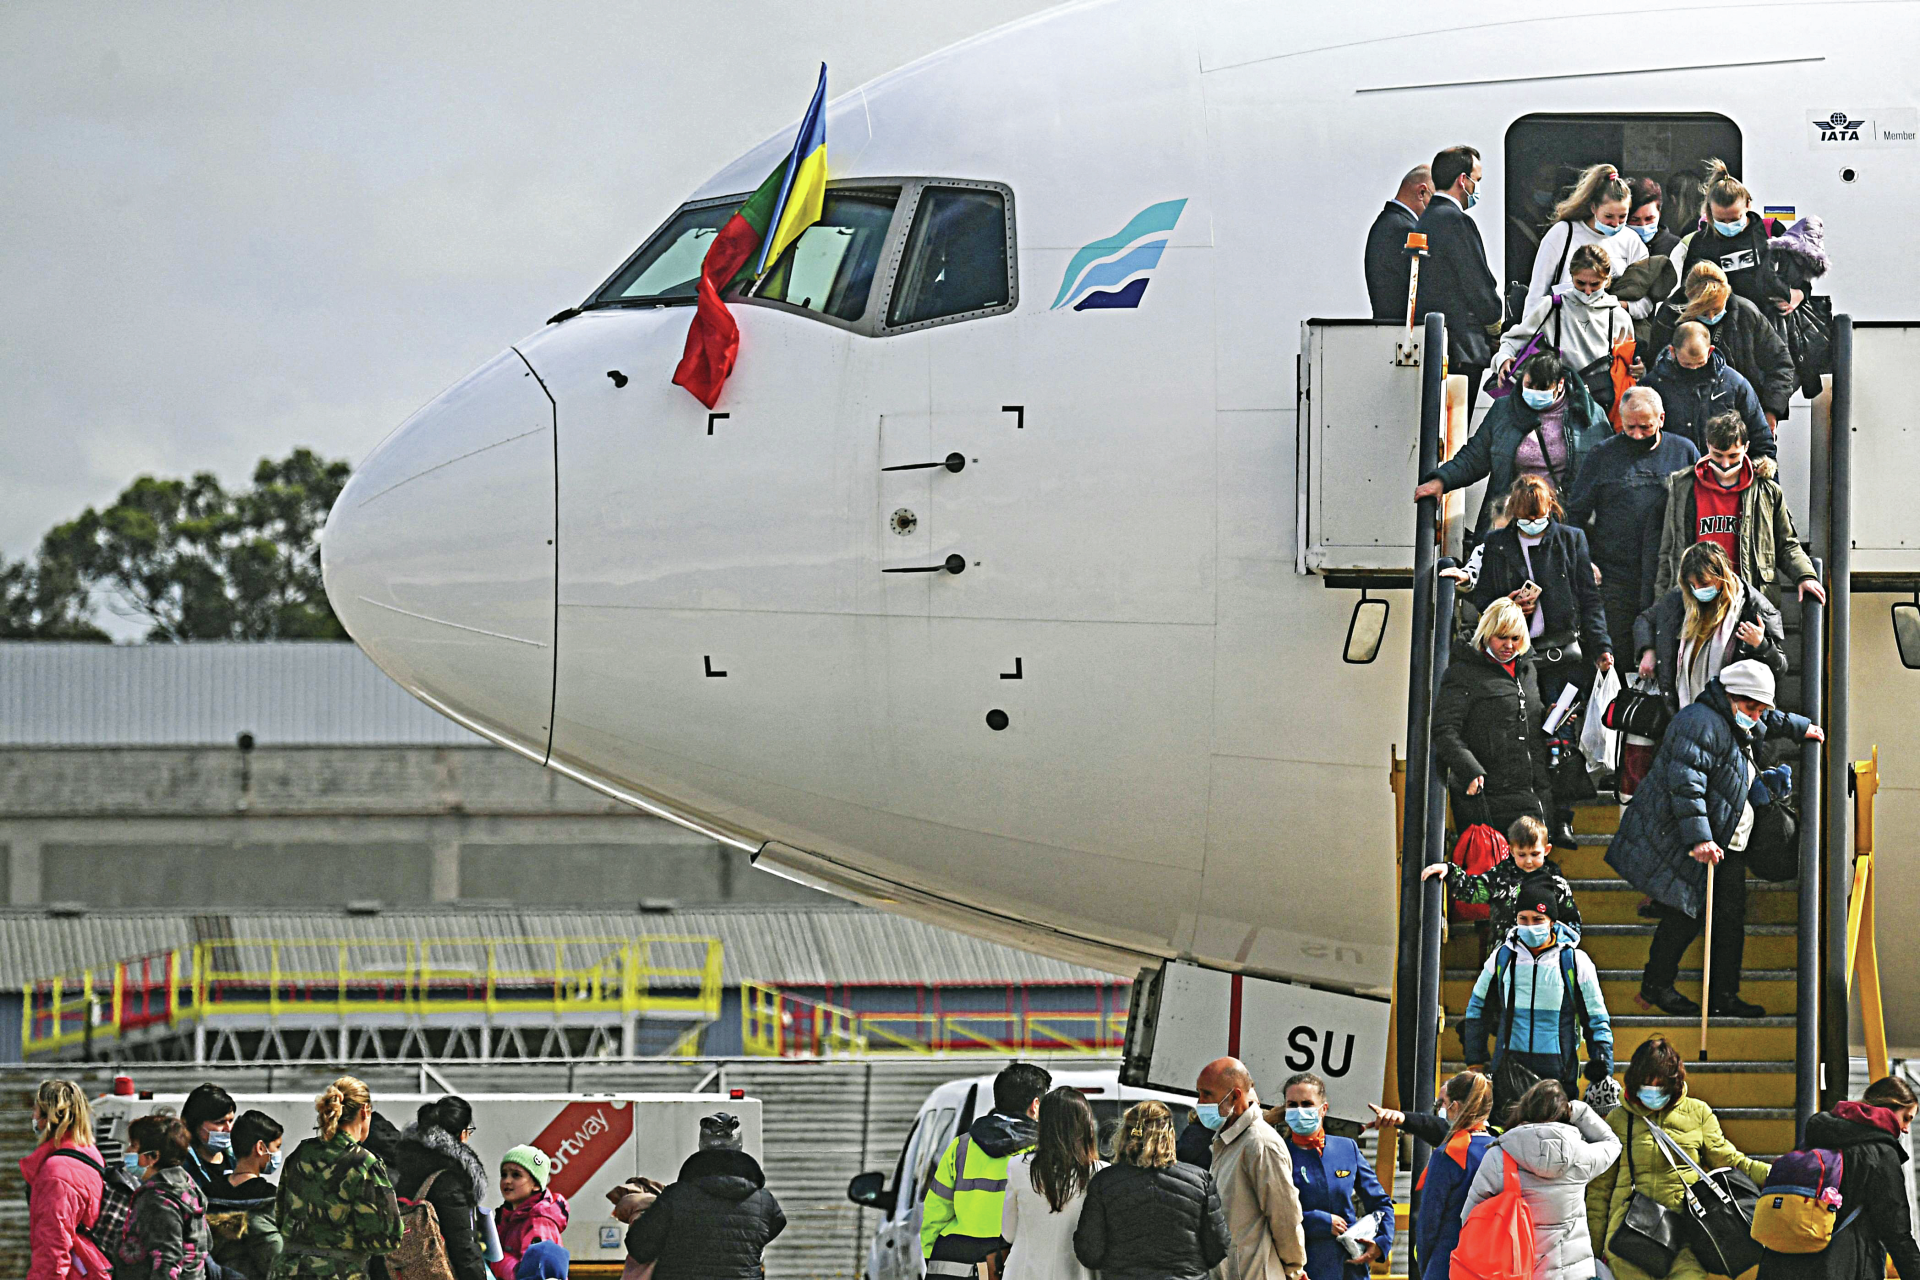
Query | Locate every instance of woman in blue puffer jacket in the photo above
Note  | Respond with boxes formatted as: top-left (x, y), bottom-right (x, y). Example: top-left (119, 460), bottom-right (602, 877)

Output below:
top-left (1605, 660), bottom-right (1822, 1021)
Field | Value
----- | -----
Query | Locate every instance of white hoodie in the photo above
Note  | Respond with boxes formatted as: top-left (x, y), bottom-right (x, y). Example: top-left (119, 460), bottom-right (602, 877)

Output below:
top-left (1497, 285), bottom-right (1632, 374)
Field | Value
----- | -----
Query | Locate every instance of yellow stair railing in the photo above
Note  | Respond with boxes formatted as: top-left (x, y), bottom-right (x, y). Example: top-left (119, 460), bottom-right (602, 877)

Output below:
top-left (1845, 747), bottom-right (1889, 1082)
top-left (740, 985), bottom-right (1124, 1057)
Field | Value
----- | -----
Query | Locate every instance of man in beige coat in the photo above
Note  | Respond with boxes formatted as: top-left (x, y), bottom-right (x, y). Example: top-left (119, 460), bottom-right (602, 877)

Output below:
top-left (1199, 1057), bottom-right (1308, 1280)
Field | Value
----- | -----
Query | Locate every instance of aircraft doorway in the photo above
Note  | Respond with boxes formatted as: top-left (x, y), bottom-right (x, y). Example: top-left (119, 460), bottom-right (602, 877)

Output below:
top-left (1503, 113), bottom-right (1741, 318)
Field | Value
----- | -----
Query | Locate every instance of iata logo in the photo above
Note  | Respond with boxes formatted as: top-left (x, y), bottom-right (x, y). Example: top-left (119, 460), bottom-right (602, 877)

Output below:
top-left (1814, 111), bottom-right (1865, 142)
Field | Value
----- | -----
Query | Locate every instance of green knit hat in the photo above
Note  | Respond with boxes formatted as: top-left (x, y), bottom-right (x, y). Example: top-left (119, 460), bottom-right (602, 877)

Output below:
top-left (501, 1144), bottom-right (552, 1190)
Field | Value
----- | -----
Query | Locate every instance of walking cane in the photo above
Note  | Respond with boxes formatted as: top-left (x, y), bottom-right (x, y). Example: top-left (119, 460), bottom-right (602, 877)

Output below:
top-left (1699, 862), bottom-right (1715, 1061)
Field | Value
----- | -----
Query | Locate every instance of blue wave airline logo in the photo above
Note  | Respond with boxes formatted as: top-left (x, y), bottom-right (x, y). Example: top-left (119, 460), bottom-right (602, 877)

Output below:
top-left (1050, 198), bottom-right (1188, 311)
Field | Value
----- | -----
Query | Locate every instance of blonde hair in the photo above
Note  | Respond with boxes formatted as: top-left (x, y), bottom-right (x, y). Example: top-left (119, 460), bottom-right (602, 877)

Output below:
top-left (1444, 1071), bottom-right (1494, 1138)
top-left (1117, 1101), bottom-right (1177, 1169)
top-left (1553, 163), bottom-right (1630, 224)
top-left (1680, 541), bottom-right (1740, 655)
top-left (1568, 242), bottom-right (1612, 280)
top-left (1700, 158), bottom-right (1752, 221)
top-left (1473, 598), bottom-right (1531, 657)
top-left (1680, 261), bottom-right (1732, 324)
top-left (315, 1076), bottom-right (372, 1142)
top-left (34, 1079), bottom-right (94, 1148)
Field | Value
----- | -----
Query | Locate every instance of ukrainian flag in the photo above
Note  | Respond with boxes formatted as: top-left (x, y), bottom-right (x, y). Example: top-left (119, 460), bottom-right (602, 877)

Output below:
top-left (755, 63), bottom-right (828, 275)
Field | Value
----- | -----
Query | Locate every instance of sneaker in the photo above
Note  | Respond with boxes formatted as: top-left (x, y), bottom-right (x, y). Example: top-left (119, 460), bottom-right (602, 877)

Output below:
top-left (1709, 993), bottom-right (1767, 1019)
top-left (1639, 983), bottom-right (1701, 1016)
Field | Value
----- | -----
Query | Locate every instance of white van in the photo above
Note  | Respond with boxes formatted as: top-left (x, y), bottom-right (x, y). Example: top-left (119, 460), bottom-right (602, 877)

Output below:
top-left (847, 1069), bottom-right (1192, 1280)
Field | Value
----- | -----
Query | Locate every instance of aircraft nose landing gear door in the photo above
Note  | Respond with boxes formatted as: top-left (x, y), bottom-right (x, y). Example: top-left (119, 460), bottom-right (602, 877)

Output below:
top-left (878, 412), bottom-right (934, 617)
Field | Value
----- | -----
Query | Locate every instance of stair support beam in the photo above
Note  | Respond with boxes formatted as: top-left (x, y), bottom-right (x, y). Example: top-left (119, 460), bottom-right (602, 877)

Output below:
top-left (1796, 570), bottom-right (1824, 1140)
top-left (1821, 316), bottom-right (1853, 1112)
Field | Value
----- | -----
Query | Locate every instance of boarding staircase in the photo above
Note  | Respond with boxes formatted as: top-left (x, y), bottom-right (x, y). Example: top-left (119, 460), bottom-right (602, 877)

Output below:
top-left (1381, 312), bottom-right (1896, 1176)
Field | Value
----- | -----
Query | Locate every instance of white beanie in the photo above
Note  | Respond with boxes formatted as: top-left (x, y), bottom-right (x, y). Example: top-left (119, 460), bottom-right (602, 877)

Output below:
top-left (1718, 658), bottom-right (1775, 706)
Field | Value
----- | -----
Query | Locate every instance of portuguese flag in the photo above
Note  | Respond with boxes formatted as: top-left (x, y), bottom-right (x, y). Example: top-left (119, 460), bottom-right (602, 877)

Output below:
top-left (672, 65), bottom-right (828, 409)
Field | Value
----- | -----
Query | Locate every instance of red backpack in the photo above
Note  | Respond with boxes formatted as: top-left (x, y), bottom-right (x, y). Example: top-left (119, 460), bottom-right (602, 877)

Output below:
top-left (1449, 824), bottom-right (1510, 922)
top-left (1451, 1152), bottom-right (1535, 1280)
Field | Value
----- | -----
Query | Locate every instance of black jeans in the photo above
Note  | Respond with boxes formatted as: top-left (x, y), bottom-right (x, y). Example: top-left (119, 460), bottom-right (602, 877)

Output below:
top-left (1643, 850), bottom-right (1749, 998)
top-left (1597, 573), bottom-right (1645, 667)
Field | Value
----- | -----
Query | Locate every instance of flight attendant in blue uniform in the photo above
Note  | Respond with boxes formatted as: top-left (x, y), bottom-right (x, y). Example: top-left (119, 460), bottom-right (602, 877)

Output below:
top-left (1281, 1072), bottom-right (1395, 1280)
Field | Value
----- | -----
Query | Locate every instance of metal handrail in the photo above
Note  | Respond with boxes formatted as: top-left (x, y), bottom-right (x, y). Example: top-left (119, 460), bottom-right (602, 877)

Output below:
top-left (1822, 316), bottom-right (1854, 1110)
top-left (739, 984), bottom-right (1125, 1057)
top-left (25, 935), bottom-right (724, 1057)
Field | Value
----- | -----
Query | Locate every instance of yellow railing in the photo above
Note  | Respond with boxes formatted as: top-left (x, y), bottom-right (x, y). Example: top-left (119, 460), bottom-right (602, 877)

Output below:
top-left (1845, 747), bottom-right (1889, 1082)
top-left (25, 936), bottom-right (723, 1057)
top-left (741, 984), bottom-right (1123, 1057)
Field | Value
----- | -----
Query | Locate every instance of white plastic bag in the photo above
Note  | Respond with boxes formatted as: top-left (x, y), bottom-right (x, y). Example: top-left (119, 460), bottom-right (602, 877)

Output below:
top-left (1338, 1212), bottom-right (1382, 1260)
top-left (1582, 664), bottom-right (1623, 772)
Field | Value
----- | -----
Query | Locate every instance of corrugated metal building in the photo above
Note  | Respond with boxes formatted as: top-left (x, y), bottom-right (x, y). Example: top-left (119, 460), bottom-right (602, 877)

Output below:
top-left (0, 641), bottom-right (482, 745)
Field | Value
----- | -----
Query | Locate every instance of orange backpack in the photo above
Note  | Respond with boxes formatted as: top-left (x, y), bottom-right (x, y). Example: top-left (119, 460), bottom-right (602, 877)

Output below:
top-left (1450, 1152), bottom-right (1535, 1280)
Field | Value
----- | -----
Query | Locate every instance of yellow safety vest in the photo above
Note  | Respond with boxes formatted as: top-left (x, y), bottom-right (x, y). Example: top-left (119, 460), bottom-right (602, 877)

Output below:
top-left (919, 1132), bottom-right (1027, 1260)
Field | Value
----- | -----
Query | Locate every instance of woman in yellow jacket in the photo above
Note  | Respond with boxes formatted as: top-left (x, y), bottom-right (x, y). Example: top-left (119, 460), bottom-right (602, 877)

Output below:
top-left (1586, 1037), bottom-right (1770, 1280)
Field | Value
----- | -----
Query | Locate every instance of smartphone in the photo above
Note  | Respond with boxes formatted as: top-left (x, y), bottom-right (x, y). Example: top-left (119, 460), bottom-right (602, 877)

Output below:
top-left (1520, 579), bottom-right (1541, 597)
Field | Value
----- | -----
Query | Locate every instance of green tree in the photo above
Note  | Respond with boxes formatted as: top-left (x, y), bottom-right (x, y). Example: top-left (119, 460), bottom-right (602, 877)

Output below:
top-left (0, 550), bottom-right (108, 640)
top-left (41, 448), bottom-right (353, 642)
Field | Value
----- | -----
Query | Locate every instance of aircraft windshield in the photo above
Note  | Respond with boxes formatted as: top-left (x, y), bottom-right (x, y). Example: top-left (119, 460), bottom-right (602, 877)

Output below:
top-left (752, 190), bottom-right (898, 321)
top-left (591, 202), bottom-right (736, 306)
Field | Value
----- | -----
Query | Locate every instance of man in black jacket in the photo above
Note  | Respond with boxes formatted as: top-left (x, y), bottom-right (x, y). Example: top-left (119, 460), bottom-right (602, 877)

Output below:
top-left (1415, 144), bottom-right (1503, 420)
top-left (627, 1112), bottom-right (786, 1280)
top-left (1563, 386), bottom-right (1701, 658)
top-left (1364, 164), bottom-right (1432, 319)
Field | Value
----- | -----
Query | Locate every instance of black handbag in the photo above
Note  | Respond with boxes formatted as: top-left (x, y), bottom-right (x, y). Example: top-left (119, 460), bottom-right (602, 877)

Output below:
top-left (1773, 294), bottom-right (1833, 400)
top-left (1604, 683), bottom-right (1672, 739)
top-left (1647, 1122), bottom-right (1764, 1278)
top-left (1608, 1115), bottom-right (1684, 1278)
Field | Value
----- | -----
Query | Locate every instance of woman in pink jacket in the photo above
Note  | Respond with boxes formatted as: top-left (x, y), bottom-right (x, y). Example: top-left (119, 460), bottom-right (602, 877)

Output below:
top-left (23, 1078), bottom-right (114, 1280)
top-left (492, 1145), bottom-right (569, 1279)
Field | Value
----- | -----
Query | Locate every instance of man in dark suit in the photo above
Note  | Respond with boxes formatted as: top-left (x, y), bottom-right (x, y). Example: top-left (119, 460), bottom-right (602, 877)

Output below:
top-left (1364, 165), bottom-right (1432, 320)
top-left (1414, 144), bottom-right (1503, 420)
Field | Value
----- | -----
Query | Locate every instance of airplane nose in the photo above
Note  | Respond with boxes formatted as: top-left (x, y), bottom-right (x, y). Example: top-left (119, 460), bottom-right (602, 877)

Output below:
top-left (322, 348), bottom-right (558, 760)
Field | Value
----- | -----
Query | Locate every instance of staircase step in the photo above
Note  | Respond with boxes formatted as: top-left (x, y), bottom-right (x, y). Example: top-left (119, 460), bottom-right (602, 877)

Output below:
top-left (1559, 882), bottom-right (1797, 925)
top-left (1442, 1060), bottom-right (1797, 1109)
top-left (1449, 925), bottom-right (1798, 970)
top-left (1443, 970), bottom-right (1799, 1017)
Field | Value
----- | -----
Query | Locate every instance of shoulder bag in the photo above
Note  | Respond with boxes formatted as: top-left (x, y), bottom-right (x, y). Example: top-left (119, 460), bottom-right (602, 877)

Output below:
top-left (1646, 1122), bottom-right (1762, 1278)
top-left (1607, 1114), bottom-right (1684, 1278)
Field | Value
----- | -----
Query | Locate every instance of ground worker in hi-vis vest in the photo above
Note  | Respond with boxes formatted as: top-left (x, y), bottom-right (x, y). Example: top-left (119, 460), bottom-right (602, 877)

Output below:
top-left (921, 1062), bottom-right (1053, 1278)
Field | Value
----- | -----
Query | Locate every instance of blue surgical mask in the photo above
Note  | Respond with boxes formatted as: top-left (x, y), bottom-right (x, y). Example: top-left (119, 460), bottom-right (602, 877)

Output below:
top-left (1636, 1087), bottom-right (1671, 1110)
top-left (1703, 309), bottom-right (1726, 325)
top-left (206, 1130), bottom-right (232, 1153)
top-left (1284, 1107), bottom-right (1323, 1136)
top-left (1515, 517), bottom-right (1550, 537)
top-left (1734, 710), bottom-right (1761, 732)
top-left (1631, 223), bottom-right (1659, 243)
top-left (1464, 188), bottom-right (1479, 209)
top-left (1713, 216), bottom-right (1748, 237)
top-left (264, 1152), bottom-right (282, 1176)
top-left (123, 1151), bottom-right (143, 1172)
top-left (1592, 219), bottom-right (1616, 236)
top-left (1516, 921), bottom-right (1553, 948)
top-left (1195, 1103), bottom-right (1227, 1131)
top-left (1520, 387), bottom-right (1557, 411)
top-left (1691, 585), bottom-right (1721, 603)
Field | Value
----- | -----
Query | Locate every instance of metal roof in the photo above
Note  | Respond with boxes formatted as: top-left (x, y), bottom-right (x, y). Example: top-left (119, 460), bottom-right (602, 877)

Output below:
top-left (0, 641), bottom-right (483, 745)
top-left (0, 905), bottom-right (1123, 988)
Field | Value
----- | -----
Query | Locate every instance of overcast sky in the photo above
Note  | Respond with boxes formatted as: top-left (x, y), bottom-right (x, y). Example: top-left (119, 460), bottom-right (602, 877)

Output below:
top-left (1, 0), bottom-right (1057, 569)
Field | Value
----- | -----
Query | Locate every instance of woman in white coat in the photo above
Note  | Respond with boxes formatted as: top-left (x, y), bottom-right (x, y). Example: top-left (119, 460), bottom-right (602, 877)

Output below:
top-left (1003, 1086), bottom-right (1106, 1280)
top-left (1523, 163), bottom-right (1649, 318)
top-left (1462, 1079), bottom-right (1621, 1280)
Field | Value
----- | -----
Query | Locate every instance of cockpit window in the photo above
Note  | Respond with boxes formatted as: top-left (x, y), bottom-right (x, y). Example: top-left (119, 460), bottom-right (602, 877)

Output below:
top-left (887, 187), bottom-right (1012, 328)
top-left (750, 189), bottom-right (898, 321)
top-left (590, 201), bottom-right (736, 306)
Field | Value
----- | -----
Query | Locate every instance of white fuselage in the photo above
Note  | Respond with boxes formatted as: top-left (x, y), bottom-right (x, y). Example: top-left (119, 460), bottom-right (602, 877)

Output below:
top-left (322, 0), bottom-right (1920, 1030)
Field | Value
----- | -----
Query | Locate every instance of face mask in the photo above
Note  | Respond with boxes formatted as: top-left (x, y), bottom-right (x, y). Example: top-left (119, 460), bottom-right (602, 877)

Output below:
top-left (1515, 517), bottom-right (1550, 537)
top-left (1624, 431), bottom-right (1659, 451)
top-left (1520, 387), bottom-right (1557, 411)
top-left (1516, 921), bottom-right (1553, 948)
top-left (1691, 584), bottom-right (1721, 603)
top-left (1713, 216), bottom-right (1748, 237)
top-left (123, 1152), bottom-right (143, 1172)
top-left (1712, 460), bottom-right (1744, 483)
top-left (1592, 219), bottom-right (1615, 236)
top-left (1632, 222), bottom-right (1658, 242)
top-left (264, 1152), bottom-right (282, 1176)
top-left (206, 1130), bottom-right (232, 1153)
top-left (1703, 308), bottom-right (1726, 325)
top-left (1636, 1087), bottom-right (1671, 1110)
top-left (1195, 1102), bottom-right (1228, 1131)
top-left (1284, 1107), bottom-right (1323, 1136)
top-left (1734, 710), bottom-right (1761, 732)
top-left (1464, 188), bottom-right (1479, 209)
